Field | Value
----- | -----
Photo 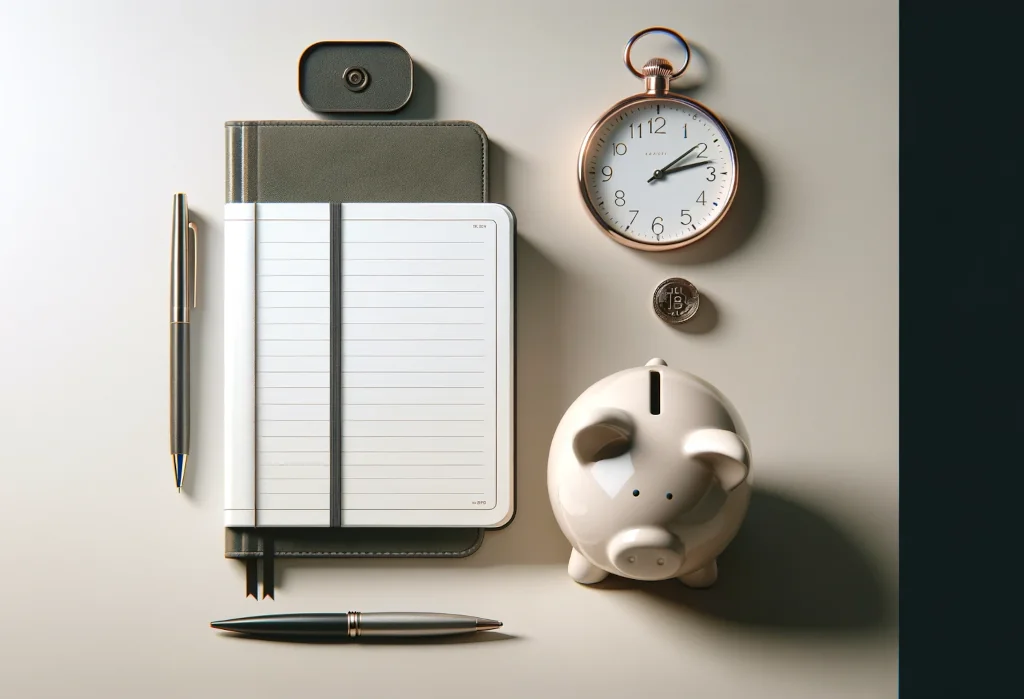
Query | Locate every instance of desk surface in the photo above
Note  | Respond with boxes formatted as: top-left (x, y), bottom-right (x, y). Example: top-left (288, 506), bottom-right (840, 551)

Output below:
top-left (0, 1), bottom-right (897, 697)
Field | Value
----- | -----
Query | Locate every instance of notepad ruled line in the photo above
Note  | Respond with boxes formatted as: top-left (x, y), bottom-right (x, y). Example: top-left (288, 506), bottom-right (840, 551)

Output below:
top-left (341, 450), bottom-right (485, 453)
top-left (344, 477), bottom-right (486, 480)
top-left (341, 492), bottom-right (486, 496)
top-left (345, 274), bottom-right (485, 277)
top-left (260, 370), bottom-right (484, 374)
top-left (342, 258), bottom-right (486, 261)
top-left (259, 418), bottom-right (485, 422)
top-left (344, 241), bottom-right (486, 244)
top-left (258, 403), bottom-right (485, 406)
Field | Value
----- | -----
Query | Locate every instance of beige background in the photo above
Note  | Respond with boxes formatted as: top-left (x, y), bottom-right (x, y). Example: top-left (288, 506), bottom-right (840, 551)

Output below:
top-left (0, 0), bottom-right (898, 696)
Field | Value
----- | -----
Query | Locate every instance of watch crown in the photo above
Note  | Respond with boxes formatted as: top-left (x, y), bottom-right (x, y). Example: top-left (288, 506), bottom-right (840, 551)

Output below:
top-left (641, 58), bottom-right (673, 78)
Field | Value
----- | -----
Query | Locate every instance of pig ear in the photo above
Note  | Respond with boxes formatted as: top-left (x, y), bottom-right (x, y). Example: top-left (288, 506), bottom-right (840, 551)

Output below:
top-left (572, 408), bottom-right (634, 464)
top-left (682, 428), bottom-right (750, 491)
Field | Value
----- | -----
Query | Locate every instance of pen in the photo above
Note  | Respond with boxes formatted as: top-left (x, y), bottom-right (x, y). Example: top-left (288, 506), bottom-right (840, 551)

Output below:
top-left (170, 193), bottom-right (198, 492)
top-left (210, 612), bottom-right (503, 638)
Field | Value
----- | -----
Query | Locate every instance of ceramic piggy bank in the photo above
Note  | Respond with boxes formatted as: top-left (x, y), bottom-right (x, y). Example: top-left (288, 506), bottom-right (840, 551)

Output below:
top-left (547, 358), bottom-right (752, 587)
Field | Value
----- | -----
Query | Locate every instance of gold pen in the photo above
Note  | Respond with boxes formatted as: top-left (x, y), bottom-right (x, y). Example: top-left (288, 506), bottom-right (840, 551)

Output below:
top-left (170, 193), bottom-right (198, 492)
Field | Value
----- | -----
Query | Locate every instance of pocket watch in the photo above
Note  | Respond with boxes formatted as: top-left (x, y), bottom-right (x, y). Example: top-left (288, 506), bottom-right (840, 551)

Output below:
top-left (577, 27), bottom-right (739, 251)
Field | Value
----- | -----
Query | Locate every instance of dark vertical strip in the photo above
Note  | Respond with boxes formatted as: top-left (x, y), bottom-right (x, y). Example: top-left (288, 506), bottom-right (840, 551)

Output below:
top-left (649, 370), bottom-right (661, 415)
top-left (330, 203), bottom-right (344, 526)
top-left (261, 537), bottom-right (275, 599)
top-left (243, 123), bottom-right (258, 202)
top-left (226, 124), bottom-right (241, 203)
top-left (226, 123), bottom-right (258, 203)
top-left (245, 558), bottom-right (258, 599)
top-left (252, 189), bottom-right (260, 525)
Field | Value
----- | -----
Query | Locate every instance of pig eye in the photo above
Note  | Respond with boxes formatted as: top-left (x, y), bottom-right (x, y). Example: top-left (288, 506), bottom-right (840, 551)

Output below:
top-left (632, 489), bottom-right (640, 497)
top-left (666, 493), bottom-right (673, 500)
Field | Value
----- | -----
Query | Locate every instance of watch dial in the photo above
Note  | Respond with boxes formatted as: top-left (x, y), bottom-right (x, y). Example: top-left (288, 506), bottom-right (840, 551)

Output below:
top-left (581, 97), bottom-right (737, 247)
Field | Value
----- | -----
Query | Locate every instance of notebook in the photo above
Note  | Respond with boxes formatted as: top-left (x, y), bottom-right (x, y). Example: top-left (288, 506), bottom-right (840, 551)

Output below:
top-left (223, 201), bottom-right (515, 529)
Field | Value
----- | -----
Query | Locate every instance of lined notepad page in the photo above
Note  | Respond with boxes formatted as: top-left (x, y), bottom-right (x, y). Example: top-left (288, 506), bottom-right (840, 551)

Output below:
top-left (337, 213), bottom-right (500, 524)
top-left (225, 202), bottom-right (513, 528)
top-left (254, 206), bottom-right (333, 526)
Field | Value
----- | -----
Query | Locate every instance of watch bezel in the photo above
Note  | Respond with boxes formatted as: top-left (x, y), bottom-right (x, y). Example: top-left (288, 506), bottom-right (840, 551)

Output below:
top-left (577, 92), bottom-right (740, 252)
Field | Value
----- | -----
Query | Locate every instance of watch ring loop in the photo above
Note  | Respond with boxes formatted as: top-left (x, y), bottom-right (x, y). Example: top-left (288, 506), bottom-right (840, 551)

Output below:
top-left (623, 27), bottom-right (690, 79)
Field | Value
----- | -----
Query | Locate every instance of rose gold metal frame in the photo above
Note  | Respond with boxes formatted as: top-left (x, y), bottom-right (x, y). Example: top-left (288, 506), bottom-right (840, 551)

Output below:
top-left (623, 27), bottom-right (690, 79)
top-left (576, 91), bottom-right (740, 252)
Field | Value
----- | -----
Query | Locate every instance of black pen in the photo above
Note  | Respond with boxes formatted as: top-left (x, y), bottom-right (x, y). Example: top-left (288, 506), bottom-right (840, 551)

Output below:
top-left (170, 193), bottom-right (198, 492)
top-left (211, 612), bottom-right (502, 638)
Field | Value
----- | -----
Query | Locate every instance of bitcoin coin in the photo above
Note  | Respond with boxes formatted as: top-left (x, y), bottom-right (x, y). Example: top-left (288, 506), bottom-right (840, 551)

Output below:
top-left (653, 278), bottom-right (699, 324)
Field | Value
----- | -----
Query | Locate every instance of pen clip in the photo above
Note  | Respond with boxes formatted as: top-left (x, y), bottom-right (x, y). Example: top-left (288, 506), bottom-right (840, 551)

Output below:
top-left (188, 221), bottom-right (199, 309)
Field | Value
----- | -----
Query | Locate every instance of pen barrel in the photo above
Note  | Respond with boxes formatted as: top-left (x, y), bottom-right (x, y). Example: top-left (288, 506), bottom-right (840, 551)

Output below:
top-left (357, 612), bottom-right (481, 637)
top-left (170, 322), bottom-right (190, 453)
top-left (171, 194), bottom-right (191, 323)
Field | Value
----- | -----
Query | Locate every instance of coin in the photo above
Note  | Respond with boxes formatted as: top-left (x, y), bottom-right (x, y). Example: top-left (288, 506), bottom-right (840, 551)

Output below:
top-left (653, 278), bottom-right (700, 324)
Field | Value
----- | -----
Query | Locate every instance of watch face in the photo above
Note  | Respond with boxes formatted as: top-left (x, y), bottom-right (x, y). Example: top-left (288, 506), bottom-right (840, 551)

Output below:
top-left (579, 96), bottom-right (738, 249)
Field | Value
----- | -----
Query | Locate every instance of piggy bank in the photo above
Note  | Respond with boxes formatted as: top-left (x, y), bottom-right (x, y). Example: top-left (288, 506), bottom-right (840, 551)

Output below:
top-left (547, 358), bottom-right (752, 587)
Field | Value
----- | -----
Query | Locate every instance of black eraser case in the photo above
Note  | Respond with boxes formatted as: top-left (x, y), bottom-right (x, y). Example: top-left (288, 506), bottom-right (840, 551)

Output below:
top-left (299, 41), bottom-right (413, 113)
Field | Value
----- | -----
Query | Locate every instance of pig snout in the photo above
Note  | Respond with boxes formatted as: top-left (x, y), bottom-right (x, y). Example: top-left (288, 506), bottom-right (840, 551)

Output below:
top-left (606, 526), bottom-right (684, 580)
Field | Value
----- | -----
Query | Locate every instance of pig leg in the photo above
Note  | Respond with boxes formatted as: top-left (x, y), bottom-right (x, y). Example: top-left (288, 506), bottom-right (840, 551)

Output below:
top-left (678, 559), bottom-right (718, 588)
top-left (568, 548), bottom-right (608, 584)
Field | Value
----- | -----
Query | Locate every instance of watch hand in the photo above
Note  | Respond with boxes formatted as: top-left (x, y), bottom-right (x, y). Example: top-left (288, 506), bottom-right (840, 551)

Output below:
top-left (660, 145), bottom-right (700, 172)
top-left (648, 145), bottom-right (700, 183)
top-left (658, 160), bottom-right (713, 177)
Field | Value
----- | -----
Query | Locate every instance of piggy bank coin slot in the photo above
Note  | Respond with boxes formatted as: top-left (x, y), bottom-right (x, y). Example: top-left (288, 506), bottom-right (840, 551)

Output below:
top-left (649, 370), bottom-right (661, 415)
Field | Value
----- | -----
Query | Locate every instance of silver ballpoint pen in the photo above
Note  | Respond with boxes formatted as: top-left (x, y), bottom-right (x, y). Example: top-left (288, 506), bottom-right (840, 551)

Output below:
top-left (210, 612), bottom-right (503, 638)
top-left (170, 193), bottom-right (198, 492)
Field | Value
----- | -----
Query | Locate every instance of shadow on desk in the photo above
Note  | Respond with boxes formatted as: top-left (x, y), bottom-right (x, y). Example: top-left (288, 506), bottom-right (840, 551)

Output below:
top-left (459, 140), bottom-right (576, 568)
top-left (215, 631), bottom-right (521, 646)
top-left (592, 486), bottom-right (892, 632)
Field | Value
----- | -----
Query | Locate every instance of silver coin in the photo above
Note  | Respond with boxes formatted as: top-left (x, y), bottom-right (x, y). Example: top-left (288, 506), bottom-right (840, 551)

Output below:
top-left (653, 278), bottom-right (700, 324)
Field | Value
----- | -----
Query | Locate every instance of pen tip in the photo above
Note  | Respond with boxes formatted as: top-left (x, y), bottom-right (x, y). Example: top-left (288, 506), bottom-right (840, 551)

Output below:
top-left (173, 454), bottom-right (188, 491)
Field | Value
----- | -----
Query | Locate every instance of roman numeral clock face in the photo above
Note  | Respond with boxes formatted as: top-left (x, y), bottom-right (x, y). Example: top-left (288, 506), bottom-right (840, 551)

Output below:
top-left (580, 98), bottom-right (738, 250)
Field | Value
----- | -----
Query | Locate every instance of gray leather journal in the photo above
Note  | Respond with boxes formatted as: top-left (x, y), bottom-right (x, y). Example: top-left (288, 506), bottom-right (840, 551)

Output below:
top-left (224, 120), bottom-right (492, 597)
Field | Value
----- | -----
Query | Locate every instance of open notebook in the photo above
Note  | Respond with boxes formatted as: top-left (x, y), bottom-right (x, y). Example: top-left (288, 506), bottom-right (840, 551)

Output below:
top-left (223, 202), bottom-right (514, 529)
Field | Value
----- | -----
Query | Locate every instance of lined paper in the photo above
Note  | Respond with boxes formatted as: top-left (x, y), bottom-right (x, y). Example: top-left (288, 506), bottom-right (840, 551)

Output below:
top-left (338, 217), bottom-right (497, 515)
top-left (256, 211), bottom-right (332, 526)
top-left (236, 203), bottom-right (513, 528)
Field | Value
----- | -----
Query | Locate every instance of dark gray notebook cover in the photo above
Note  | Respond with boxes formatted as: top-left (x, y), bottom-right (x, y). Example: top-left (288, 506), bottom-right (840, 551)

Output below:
top-left (225, 120), bottom-right (490, 596)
